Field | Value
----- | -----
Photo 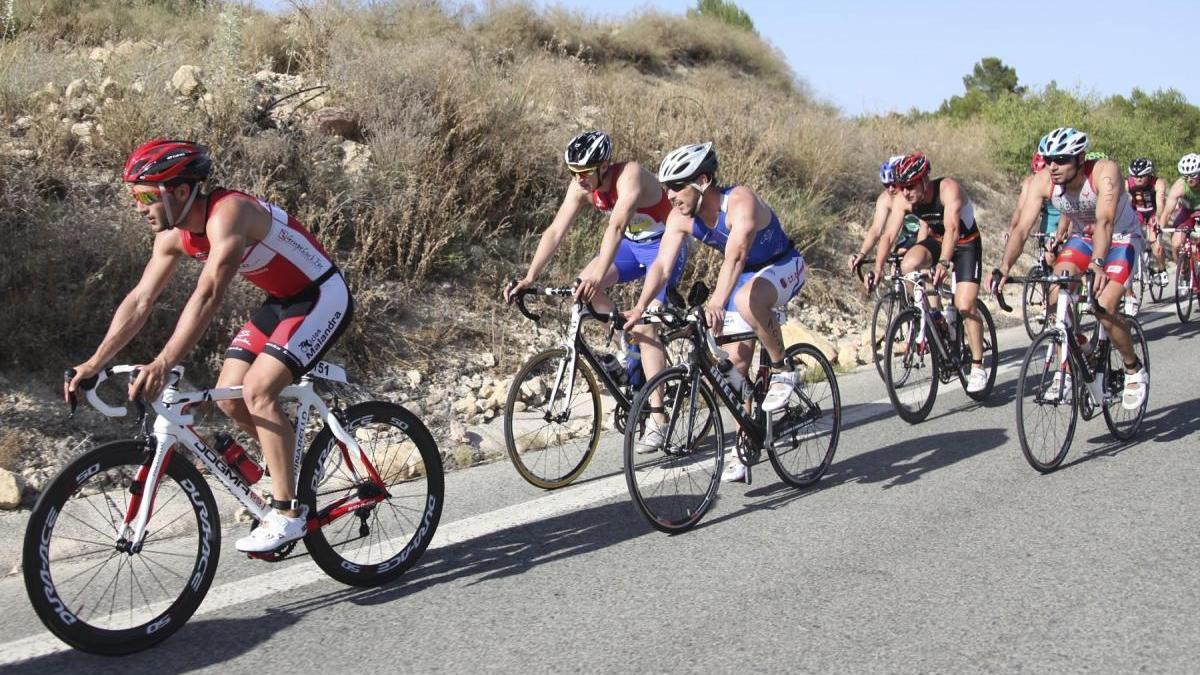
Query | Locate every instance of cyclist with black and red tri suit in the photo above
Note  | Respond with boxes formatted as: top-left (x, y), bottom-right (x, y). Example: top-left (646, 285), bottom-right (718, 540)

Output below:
top-left (503, 130), bottom-right (687, 453)
top-left (997, 127), bottom-right (1147, 410)
top-left (64, 139), bottom-right (354, 553)
top-left (1126, 157), bottom-right (1168, 284)
top-left (849, 156), bottom-right (922, 274)
top-left (624, 142), bottom-right (806, 482)
top-left (1161, 153), bottom-right (1200, 269)
top-left (872, 152), bottom-right (989, 393)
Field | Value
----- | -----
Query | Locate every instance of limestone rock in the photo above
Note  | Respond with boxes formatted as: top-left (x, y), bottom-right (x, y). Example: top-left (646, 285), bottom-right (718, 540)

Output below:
top-left (308, 107), bottom-right (361, 141)
top-left (341, 140), bottom-right (370, 177)
top-left (64, 78), bottom-right (88, 100)
top-left (781, 320), bottom-right (838, 363)
top-left (169, 65), bottom-right (203, 97)
top-left (405, 369), bottom-right (422, 387)
top-left (0, 468), bottom-right (22, 510)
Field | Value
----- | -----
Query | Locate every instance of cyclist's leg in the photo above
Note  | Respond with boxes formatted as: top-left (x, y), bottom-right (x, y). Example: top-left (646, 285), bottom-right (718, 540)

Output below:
top-left (254, 274), bottom-right (354, 511)
top-left (629, 239), bottom-right (687, 421)
top-left (583, 240), bottom-right (636, 314)
top-left (1053, 234), bottom-right (1091, 307)
top-left (904, 237), bottom-right (938, 308)
top-left (952, 239), bottom-right (984, 362)
top-left (1095, 239), bottom-right (1141, 365)
top-left (219, 301), bottom-right (283, 438)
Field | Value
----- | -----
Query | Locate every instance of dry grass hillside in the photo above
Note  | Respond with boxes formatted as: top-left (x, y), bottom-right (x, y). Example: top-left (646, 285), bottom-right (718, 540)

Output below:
top-left (0, 0), bottom-right (1014, 491)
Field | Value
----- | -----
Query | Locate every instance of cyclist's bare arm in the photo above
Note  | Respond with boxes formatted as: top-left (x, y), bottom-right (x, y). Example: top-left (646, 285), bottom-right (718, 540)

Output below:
top-left (936, 178), bottom-right (965, 264)
top-left (854, 189), bottom-right (893, 265)
top-left (708, 187), bottom-right (759, 314)
top-left (872, 196), bottom-right (910, 279)
top-left (1088, 160), bottom-right (1122, 261)
top-left (1009, 174), bottom-right (1034, 231)
top-left (1161, 179), bottom-right (1187, 225)
top-left (585, 162), bottom-right (645, 281)
top-left (626, 211), bottom-right (690, 326)
top-left (1154, 177), bottom-right (1167, 222)
top-left (1000, 171), bottom-right (1053, 273)
top-left (66, 231), bottom-right (182, 399)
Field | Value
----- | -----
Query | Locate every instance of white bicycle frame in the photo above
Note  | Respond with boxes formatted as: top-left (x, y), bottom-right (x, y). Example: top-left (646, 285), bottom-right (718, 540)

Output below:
top-left (1043, 281), bottom-right (1108, 408)
top-left (899, 271), bottom-right (958, 362)
top-left (79, 361), bottom-right (375, 552)
top-left (544, 301), bottom-right (632, 418)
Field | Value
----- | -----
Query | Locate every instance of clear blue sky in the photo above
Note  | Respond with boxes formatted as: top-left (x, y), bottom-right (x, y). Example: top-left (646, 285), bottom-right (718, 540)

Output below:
top-left (251, 0), bottom-right (1197, 116)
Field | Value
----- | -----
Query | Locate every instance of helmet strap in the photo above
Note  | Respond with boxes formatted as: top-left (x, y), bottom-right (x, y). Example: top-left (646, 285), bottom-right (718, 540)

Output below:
top-left (159, 182), bottom-right (200, 230)
top-left (690, 179), bottom-right (709, 212)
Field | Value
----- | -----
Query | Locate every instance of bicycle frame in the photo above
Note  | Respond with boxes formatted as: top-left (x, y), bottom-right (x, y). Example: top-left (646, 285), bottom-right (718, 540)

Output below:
top-left (1040, 276), bottom-right (1109, 409)
top-left (543, 300), bottom-right (636, 422)
top-left (899, 272), bottom-right (963, 371)
top-left (80, 362), bottom-right (383, 553)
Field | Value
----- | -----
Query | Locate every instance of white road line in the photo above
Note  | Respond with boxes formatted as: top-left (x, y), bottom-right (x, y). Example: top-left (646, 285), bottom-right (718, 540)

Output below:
top-left (0, 362), bottom-right (1017, 665)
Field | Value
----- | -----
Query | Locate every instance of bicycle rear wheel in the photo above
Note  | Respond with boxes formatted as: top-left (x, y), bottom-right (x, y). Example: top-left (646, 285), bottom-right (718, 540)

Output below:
top-left (624, 366), bottom-right (724, 533)
top-left (961, 300), bottom-right (999, 401)
top-left (300, 401), bottom-right (444, 587)
top-left (22, 440), bottom-right (220, 655)
top-left (766, 343), bottom-right (840, 488)
top-left (883, 308), bottom-right (939, 423)
top-left (503, 348), bottom-right (602, 489)
top-left (1022, 275), bottom-right (1050, 340)
top-left (1149, 258), bottom-right (1165, 302)
top-left (1101, 318), bottom-right (1150, 440)
top-left (1015, 331), bottom-right (1078, 473)
top-left (1176, 256), bottom-right (1195, 322)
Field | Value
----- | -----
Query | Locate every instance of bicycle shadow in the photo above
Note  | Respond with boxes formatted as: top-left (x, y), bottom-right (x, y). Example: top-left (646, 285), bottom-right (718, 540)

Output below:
top-left (2, 609), bottom-right (302, 674)
top-left (700, 427), bottom-right (1009, 528)
top-left (1058, 394), bottom-right (1200, 470)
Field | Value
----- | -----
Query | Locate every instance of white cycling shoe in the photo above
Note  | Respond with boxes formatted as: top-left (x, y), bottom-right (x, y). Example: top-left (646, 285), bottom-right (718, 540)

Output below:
top-left (235, 506), bottom-right (308, 553)
top-left (1045, 372), bottom-right (1072, 401)
top-left (1122, 367), bottom-right (1148, 411)
top-left (966, 367), bottom-right (988, 394)
top-left (761, 371), bottom-right (798, 412)
top-left (721, 460), bottom-right (747, 483)
top-left (635, 421), bottom-right (667, 454)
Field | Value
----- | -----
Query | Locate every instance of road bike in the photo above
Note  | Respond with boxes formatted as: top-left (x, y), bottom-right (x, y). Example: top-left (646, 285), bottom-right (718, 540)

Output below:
top-left (621, 283), bottom-right (841, 533)
top-left (1161, 226), bottom-right (1200, 322)
top-left (881, 271), bottom-right (998, 423)
top-left (1019, 232), bottom-right (1059, 339)
top-left (23, 361), bottom-right (443, 655)
top-left (503, 285), bottom-right (696, 489)
top-left (996, 271), bottom-right (1150, 472)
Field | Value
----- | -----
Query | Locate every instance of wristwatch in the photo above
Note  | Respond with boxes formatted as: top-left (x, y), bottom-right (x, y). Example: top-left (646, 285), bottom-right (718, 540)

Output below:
top-left (1090, 257), bottom-right (1105, 269)
top-left (937, 260), bottom-right (953, 269)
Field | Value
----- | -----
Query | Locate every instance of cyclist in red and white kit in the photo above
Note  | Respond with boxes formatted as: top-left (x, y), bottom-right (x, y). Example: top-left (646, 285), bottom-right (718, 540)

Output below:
top-left (65, 139), bottom-right (353, 553)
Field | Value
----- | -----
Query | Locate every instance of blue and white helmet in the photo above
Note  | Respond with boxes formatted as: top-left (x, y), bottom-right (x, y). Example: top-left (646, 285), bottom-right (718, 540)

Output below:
top-left (564, 131), bottom-right (612, 169)
top-left (1038, 127), bottom-right (1089, 157)
top-left (878, 155), bottom-right (904, 184)
top-left (1178, 153), bottom-right (1200, 176)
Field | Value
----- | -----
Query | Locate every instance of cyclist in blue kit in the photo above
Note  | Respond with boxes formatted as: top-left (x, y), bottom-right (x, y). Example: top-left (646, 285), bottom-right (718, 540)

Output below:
top-left (624, 141), bottom-right (806, 483)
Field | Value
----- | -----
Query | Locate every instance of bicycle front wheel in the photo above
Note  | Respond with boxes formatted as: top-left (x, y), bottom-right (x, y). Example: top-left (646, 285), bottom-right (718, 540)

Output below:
top-left (300, 401), bottom-right (444, 587)
top-left (1022, 276), bottom-right (1050, 340)
top-left (1175, 257), bottom-right (1194, 322)
top-left (1102, 317), bottom-right (1150, 440)
top-left (624, 366), bottom-right (724, 534)
top-left (870, 292), bottom-right (899, 380)
top-left (1015, 331), bottom-right (1078, 473)
top-left (22, 440), bottom-right (220, 655)
top-left (884, 308), bottom-right (939, 423)
top-left (503, 348), bottom-right (602, 489)
top-left (767, 343), bottom-right (841, 488)
top-left (1149, 259), bottom-right (1165, 302)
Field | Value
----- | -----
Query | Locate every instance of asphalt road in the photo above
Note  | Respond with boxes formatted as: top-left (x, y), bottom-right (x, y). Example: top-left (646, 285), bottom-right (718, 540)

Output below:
top-left (1, 301), bottom-right (1198, 673)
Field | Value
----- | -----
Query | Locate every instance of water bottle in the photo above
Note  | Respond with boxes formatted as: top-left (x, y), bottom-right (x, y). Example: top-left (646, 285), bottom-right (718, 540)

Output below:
top-left (597, 353), bottom-right (629, 388)
top-left (214, 433), bottom-right (263, 485)
top-left (717, 358), bottom-right (747, 398)
top-left (625, 343), bottom-right (644, 391)
top-left (944, 307), bottom-right (958, 341)
top-left (931, 310), bottom-right (950, 341)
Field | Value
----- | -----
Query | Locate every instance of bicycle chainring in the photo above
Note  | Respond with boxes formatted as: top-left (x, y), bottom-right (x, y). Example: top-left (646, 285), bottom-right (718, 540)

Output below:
top-left (245, 520), bottom-right (298, 562)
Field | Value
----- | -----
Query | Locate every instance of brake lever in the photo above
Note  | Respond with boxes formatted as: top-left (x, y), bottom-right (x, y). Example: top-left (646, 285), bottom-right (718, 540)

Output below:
top-left (64, 368), bottom-right (100, 417)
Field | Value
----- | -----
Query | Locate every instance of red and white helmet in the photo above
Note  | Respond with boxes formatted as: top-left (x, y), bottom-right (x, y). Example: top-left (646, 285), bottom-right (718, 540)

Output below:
top-left (122, 139), bottom-right (212, 184)
top-left (894, 152), bottom-right (930, 185)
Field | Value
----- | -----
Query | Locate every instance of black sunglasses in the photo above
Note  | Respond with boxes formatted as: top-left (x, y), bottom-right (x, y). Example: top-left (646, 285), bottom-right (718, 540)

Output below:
top-left (663, 179), bottom-right (692, 192)
top-left (1043, 155), bottom-right (1077, 166)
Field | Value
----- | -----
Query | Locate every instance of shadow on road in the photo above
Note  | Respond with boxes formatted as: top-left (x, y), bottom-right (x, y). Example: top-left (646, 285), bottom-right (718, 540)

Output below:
top-left (1060, 393), bottom-right (1200, 470)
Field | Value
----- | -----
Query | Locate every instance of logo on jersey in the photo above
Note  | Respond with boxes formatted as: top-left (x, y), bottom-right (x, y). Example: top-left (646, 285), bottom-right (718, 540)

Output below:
top-left (299, 311), bottom-right (344, 360)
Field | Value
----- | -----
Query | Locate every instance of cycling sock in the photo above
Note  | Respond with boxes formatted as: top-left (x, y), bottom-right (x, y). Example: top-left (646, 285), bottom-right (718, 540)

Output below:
top-left (1123, 357), bottom-right (1142, 372)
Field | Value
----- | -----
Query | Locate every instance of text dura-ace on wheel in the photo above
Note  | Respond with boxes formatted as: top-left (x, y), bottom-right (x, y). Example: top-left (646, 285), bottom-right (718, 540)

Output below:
top-left (23, 440), bottom-right (221, 655)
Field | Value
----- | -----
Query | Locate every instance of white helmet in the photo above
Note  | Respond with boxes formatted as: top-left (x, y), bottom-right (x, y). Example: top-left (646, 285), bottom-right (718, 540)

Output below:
top-left (1178, 153), bottom-right (1200, 176)
top-left (658, 142), bottom-right (718, 186)
top-left (1038, 127), bottom-right (1089, 157)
